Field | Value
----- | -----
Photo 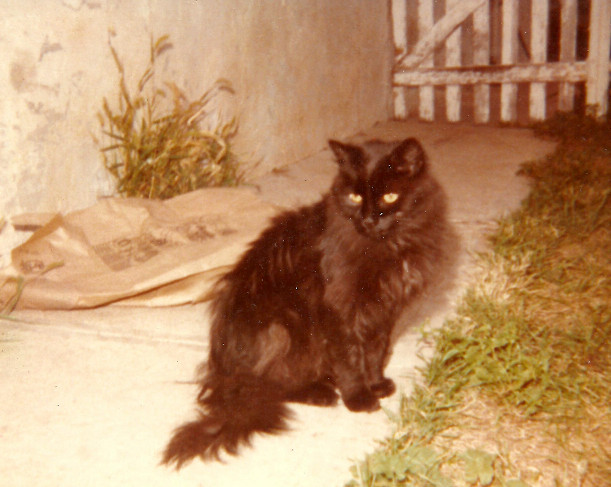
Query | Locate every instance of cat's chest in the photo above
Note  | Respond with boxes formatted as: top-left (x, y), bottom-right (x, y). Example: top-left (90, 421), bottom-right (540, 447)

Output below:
top-left (319, 207), bottom-right (412, 302)
top-left (321, 239), bottom-right (409, 299)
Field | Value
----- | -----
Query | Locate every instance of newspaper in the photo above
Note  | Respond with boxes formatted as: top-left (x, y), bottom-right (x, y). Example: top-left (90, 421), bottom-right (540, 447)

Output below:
top-left (1, 188), bottom-right (279, 309)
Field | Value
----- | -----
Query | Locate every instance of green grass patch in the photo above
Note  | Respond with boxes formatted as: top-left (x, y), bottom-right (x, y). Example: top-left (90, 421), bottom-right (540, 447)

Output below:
top-left (347, 114), bottom-right (611, 487)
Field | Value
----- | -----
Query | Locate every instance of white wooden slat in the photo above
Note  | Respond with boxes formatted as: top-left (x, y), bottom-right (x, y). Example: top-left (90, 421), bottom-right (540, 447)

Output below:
top-left (418, 0), bottom-right (435, 121)
top-left (392, 85), bottom-right (408, 120)
top-left (530, 0), bottom-right (549, 120)
top-left (394, 61), bottom-right (589, 85)
top-left (501, 0), bottom-right (519, 122)
top-left (398, 0), bottom-right (486, 69)
top-left (586, 0), bottom-right (611, 117)
top-left (445, 0), bottom-right (462, 122)
top-left (472, 2), bottom-right (490, 123)
top-left (391, 0), bottom-right (408, 118)
top-left (391, 0), bottom-right (408, 62)
top-left (559, 0), bottom-right (578, 112)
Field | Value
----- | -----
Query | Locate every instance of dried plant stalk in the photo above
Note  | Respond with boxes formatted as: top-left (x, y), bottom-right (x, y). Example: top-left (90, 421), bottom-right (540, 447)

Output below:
top-left (96, 34), bottom-right (242, 199)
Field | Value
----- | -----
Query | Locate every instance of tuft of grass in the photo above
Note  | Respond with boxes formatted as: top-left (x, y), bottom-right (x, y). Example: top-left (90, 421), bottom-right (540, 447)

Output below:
top-left (1, 261), bottom-right (64, 319)
top-left (0, 275), bottom-right (26, 318)
top-left (96, 34), bottom-right (243, 200)
top-left (347, 113), bottom-right (611, 487)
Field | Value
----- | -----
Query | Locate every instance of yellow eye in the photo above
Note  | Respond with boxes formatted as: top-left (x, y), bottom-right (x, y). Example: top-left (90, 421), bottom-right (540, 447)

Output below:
top-left (348, 193), bottom-right (363, 204)
top-left (382, 193), bottom-right (399, 204)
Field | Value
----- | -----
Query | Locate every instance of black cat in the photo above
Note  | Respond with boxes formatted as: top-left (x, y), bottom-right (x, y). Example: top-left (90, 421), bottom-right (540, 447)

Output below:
top-left (162, 137), bottom-right (449, 468)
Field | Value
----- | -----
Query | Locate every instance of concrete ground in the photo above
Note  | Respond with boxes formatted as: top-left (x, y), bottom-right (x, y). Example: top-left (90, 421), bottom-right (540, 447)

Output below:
top-left (0, 121), bottom-right (555, 487)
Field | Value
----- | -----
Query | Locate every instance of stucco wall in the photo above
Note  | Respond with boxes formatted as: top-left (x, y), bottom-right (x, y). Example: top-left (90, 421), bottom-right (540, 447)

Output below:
top-left (0, 0), bottom-right (392, 256)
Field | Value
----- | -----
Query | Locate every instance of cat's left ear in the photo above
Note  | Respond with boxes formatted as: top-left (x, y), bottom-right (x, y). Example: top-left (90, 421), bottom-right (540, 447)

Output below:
top-left (390, 138), bottom-right (427, 176)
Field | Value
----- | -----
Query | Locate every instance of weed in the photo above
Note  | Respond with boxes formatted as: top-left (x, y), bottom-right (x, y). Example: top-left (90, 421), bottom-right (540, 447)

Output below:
top-left (96, 34), bottom-right (243, 199)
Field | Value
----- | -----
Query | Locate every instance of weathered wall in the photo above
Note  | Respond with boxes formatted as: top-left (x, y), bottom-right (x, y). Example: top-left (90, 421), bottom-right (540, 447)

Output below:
top-left (0, 0), bottom-right (392, 256)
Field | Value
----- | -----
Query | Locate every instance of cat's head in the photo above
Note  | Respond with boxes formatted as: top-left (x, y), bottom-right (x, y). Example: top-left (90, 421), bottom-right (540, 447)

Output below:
top-left (328, 137), bottom-right (428, 240)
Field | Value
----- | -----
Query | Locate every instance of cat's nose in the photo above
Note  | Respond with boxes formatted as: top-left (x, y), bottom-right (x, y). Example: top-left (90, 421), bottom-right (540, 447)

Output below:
top-left (362, 216), bottom-right (376, 229)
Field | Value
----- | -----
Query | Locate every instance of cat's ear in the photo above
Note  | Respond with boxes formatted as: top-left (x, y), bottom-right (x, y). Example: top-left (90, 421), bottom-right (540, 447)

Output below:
top-left (329, 140), bottom-right (361, 167)
top-left (389, 138), bottom-right (427, 176)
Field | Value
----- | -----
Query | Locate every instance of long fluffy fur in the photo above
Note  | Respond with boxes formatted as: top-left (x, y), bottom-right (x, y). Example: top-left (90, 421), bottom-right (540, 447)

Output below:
top-left (162, 204), bottom-right (332, 468)
top-left (162, 375), bottom-right (292, 467)
top-left (162, 137), bottom-right (451, 468)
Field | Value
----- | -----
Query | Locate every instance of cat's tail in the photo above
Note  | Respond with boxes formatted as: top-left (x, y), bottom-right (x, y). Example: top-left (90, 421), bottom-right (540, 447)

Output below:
top-left (161, 373), bottom-right (292, 469)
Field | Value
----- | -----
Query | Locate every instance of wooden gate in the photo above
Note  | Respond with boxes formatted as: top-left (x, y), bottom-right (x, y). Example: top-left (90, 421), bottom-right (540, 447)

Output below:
top-left (392, 0), bottom-right (611, 123)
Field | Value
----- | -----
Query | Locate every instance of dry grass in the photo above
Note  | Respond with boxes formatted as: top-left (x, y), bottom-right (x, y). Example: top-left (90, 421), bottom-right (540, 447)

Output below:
top-left (0, 275), bottom-right (25, 318)
top-left (347, 114), bottom-right (611, 487)
top-left (95, 34), bottom-right (243, 199)
top-left (1, 261), bottom-right (63, 318)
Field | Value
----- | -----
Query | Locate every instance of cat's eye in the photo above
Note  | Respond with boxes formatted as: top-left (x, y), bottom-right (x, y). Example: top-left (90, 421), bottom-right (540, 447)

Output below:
top-left (382, 193), bottom-right (399, 204)
top-left (348, 193), bottom-right (363, 204)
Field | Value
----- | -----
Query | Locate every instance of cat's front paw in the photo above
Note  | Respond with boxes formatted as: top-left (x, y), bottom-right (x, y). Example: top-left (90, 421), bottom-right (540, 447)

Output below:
top-left (370, 378), bottom-right (396, 398)
top-left (343, 389), bottom-right (380, 412)
top-left (288, 382), bottom-right (339, 407)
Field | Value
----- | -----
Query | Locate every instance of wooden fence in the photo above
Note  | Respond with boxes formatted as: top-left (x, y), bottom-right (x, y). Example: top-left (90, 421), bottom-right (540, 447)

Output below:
top-left (392, 0), bottom-right (611, 123)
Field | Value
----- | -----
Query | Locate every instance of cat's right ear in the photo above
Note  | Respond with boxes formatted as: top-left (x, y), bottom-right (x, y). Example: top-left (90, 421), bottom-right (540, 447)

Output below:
top-left (329, 140), bottom-right (360, 167)
top-left (390, 138), bottom-right (427, 177)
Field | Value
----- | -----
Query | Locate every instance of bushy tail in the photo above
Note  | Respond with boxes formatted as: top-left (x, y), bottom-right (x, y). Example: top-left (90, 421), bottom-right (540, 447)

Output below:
top-left (162, 374), bottom-right (292, 468)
